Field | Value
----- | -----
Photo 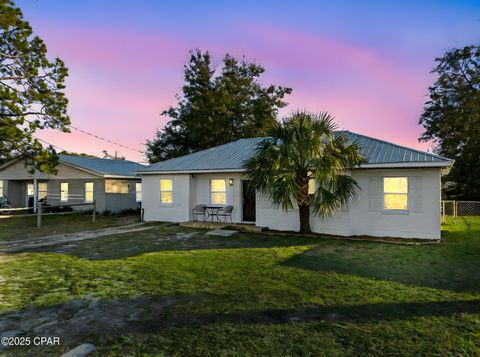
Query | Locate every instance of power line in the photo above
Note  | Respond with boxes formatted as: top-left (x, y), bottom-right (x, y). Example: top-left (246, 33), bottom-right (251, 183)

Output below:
top-left (69, 125), bottom-right (144, 154)
top-left (34, 136), bottom-right (68, 152)
top-left (1, 116), bottom-right (145, 154)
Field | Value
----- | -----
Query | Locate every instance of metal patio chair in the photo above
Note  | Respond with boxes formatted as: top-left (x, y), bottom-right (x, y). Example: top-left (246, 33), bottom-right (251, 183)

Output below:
top-left (192, 204), bottom-right (207, 222)
top-left (217, 205), bottom-right (233, 223)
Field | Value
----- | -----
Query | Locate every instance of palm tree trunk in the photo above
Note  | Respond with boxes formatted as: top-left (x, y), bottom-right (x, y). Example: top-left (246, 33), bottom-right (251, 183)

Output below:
top-left (298, 204), bottom-right (311, 233)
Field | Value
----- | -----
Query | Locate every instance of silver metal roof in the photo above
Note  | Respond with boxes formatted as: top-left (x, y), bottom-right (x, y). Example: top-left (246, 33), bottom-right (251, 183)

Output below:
top-left (138, 131), bottom-right (452, 173)
top-left (340, 131), bottom-right (451, 164)
top-left (60, 155), bottom-right (145, 177)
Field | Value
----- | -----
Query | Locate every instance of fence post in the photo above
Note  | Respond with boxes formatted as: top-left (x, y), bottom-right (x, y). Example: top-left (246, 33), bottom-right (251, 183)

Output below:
top-left (37, 201), bottom-right (42, 228)
top-left (92, 199), bottom-right (96, 223)
top-left (442, 201), bottom-right (445, 223)
top-left (454, 200), bottom-right (458, 223)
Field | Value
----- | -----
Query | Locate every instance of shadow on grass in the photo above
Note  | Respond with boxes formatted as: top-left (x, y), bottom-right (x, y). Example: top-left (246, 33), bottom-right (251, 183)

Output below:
top-left (282, 242), bottom-right (480, 293)
top-left (2, 231), bottom-right (325, 260)
top-left (2, 292), bottom-right (479, 355)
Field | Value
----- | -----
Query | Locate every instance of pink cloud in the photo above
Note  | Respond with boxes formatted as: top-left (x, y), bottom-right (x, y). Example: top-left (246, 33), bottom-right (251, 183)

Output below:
top-left (36, 21), bottom-right (191, 72)
top-left (31, 19), bottom-right (435, 162)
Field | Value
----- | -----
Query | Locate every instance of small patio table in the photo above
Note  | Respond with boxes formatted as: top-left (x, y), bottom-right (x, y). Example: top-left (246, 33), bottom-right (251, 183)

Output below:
top-left (205, 206), bottom-right (223, 223)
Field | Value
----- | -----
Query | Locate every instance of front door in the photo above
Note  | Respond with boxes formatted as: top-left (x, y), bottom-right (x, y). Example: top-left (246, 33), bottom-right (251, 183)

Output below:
top-left (242, 180), bottom-right (256, 222)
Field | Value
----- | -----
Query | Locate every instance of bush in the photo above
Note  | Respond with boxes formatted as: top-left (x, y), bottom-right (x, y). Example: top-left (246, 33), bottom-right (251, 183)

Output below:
top-left (50, 205), bottom-right (73, 213)
top-left (118, 208), bottom-right (141, 215)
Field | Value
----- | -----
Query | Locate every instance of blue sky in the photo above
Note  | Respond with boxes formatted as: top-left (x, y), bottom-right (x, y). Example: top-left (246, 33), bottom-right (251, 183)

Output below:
top-left (16, 0), bottom-right (480, 160)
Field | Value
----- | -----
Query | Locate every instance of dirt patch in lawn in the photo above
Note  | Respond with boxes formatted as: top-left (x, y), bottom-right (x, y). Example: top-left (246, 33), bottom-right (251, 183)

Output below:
top-left (0, 294), bottom-right (196, 353)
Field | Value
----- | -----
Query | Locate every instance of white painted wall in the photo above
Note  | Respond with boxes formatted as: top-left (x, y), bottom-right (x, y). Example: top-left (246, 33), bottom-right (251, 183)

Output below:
top-left (193, 173), bottom-right (243, 222)
top-left (141, 168), bottom-right (442, 239)
top-left (141, 174), bottom-right (192, 222)
top-left (256, 168), bottom-right (442, 239)
top-left (141, 172), bottom-right (244, 223)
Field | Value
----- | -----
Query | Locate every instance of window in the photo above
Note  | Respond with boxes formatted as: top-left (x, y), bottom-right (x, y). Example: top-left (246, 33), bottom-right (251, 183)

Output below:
top-left (384, 177), bottom-right (408, 210)
top-left (85, 182), bottom-right (94, 202)
top-left (105, 179), bottom-right (129, 194)
top-left (211, 179), bottom-right (227, 205)
top-left (135, 182), bottom-right (142, 202)
top-left (27, 183), bottom-right (34, 196)
top-left (60, 182), bottom-right (69, 202)
top-left (0, 180), bottom-right (3, 198)
top-left (160, 179), bottom-right (173, 204)
top-left (38, 183), bottom-right (48, 200)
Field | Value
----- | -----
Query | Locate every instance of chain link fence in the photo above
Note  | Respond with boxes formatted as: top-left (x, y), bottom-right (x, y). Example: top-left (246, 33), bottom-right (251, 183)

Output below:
top-left (441, 200), bottom-right (480, 222)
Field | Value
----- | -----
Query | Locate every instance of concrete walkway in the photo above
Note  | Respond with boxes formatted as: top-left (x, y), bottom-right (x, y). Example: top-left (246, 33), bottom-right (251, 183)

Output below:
top-left (0, 222), bottom-right (159, 253)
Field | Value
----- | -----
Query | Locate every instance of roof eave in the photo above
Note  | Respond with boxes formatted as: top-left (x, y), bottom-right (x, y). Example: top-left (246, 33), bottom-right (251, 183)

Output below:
top-left (357, 161), bottom-right (453, 169)
top-left (136, 161), bottom-right (452, 175)
top-left (136, 168), bottom-right (245, 175)
top-left (103, 174), bottom-right (140, 179)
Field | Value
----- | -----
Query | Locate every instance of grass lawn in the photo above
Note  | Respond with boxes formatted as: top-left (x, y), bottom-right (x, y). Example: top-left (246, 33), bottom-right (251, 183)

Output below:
top-left (0, 213), bottom-right (140, 242)
top-left (0, 216), bottom-right (479, 356)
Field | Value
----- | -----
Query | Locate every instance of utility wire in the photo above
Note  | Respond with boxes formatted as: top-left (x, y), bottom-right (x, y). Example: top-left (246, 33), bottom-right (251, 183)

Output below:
top-left (1, 116), bottom-right (145, 154)
top-left (69, 125), bottom-right (144, 154)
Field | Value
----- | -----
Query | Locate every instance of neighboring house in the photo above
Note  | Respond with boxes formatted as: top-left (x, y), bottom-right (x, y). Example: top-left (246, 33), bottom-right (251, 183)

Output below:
top-left (0, 155), bottom-right (144, 213)
top-left (137, 131), bottom-right (453, 240)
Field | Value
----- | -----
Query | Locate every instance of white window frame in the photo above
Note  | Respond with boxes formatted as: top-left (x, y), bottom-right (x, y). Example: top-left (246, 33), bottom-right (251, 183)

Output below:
top-left (0, 180), bottom-right (3, 198)
top-left (383, 177), bottom-right (408, 211)
top-left (60, 182), bottom-right (69, 202)
top-left (135, 182), bottom-right (142, 202)
top-left (210, 179), bottom-right (227, 205)
top-left (160, 179), bottom-right (173, 204)
top-left (38, 182), bottom-right (48, 200)
top-left (84, 182), bottom-right (94, 203)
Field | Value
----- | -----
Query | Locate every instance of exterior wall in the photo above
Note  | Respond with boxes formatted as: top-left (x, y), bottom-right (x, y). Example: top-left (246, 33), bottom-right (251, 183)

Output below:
top-left (193, 173), bottom-right (243, 222)
top-left (142, 174), bottom-right (192, 222)
top-left (45, 178), bottom-right (106, 212)
top-left (141, 172), bottom-right (243, 223)
top-left (1, 161), bottom-right (140, 213)
top-left (104, 179), bottom-right (141, 212)
top-left (141, 168), bottom-right (442, 239)
top-left (256, 168), bottom-right (442, 239)
top-left (4, 180), bottom-right (23, 207)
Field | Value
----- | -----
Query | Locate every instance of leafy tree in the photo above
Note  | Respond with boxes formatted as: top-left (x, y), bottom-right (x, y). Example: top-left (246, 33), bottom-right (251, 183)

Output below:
top-left (245, 111), bottom-right (365, 233)
top-left (146, 50), bottom-right (291, 163)
top-left (0, 0), bottom-right (70, 173)
top-left (58, 150), bottom-right (97, 158)
top-left (419, 46), bottom-right (480, 200)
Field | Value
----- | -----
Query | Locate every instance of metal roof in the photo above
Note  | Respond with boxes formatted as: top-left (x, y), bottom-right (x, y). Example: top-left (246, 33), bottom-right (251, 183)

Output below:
top-left (139, 138), bottom-right (265, 173)
top-left (59, 155), bottom-right (145, 177)
top-left (138, 131), bottom-right (452, 173)
top-left (339, 131), bottom-right (451, 165)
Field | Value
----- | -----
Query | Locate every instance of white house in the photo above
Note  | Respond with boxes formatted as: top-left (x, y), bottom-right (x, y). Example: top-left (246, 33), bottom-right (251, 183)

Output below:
top-left (137, 131), bottom-right (453, 240)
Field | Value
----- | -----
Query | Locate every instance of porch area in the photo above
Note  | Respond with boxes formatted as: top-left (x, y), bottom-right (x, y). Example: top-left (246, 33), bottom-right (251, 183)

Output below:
top-left (179, 221), bottom-right (266, 233)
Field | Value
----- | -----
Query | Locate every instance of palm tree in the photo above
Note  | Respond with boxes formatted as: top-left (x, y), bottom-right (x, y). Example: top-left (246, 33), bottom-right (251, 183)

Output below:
top-left (244, 111), bottom-right (365, 234)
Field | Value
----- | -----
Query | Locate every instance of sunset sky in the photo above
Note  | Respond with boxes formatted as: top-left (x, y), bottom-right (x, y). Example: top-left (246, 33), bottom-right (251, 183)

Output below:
top-left (17, 0), bottom-right (480, 162)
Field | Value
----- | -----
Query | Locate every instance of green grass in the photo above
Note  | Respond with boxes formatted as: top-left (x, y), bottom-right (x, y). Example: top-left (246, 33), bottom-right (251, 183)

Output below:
top-left (0, 217), bottom-right (479, 356)
top-left (0, 213), bottom-right (140, 241)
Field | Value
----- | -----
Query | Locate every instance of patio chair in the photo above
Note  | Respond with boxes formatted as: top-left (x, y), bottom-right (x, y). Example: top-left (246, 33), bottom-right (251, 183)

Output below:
top-left (217, 205), bottom-right (233, 223)
top-left (192, 204), bottom-right (207, 222)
